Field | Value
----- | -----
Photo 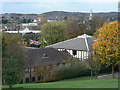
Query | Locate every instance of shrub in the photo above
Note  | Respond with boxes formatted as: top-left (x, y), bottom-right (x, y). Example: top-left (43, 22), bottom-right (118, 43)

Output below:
top-left (54, 61), bottom-right (91, 80)
top-left (41, 77), bottom-right (58, 83)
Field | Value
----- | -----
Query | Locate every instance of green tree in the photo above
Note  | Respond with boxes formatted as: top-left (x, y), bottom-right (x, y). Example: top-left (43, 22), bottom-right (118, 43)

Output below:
top-left (2, 33), bottom-right (25, 88)
top-left (87, 54), bottom-right (94, 79)
top-left (87, 53), bottom-right (101, 79)
top-left (86, 15), bottom-right (107, 36)
top-left (11, 16), bottom-right (14, 18)
top-left (66, 16), bottom-right (85, 39)
top-left (23, 19), bottom-right (27, 23)
top-left (0, 32), bottom-right (2, 89)
top-left (41, 22), bottom-right (68, 45)
top-left (2, 19), bottom-right (8, 24)
top-left (2, 57), bottom-right (24, 88)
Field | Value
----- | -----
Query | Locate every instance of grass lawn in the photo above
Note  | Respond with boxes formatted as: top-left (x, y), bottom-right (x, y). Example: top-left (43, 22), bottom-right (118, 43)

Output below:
top-left (2, 76), bottom-right (118, 88)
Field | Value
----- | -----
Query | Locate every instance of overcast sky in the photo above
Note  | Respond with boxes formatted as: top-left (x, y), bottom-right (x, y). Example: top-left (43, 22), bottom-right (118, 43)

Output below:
top-left (0, 0), bottom-right (119, 14)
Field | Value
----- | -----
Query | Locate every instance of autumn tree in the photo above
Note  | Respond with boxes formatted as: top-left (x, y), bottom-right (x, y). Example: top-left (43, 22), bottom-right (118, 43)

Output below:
top-left (41, 22), bottom-right (68, 45)
top-left (93, 21), bottom-right (120, 78)
top-left (34, 64), bottom-right (53, 81)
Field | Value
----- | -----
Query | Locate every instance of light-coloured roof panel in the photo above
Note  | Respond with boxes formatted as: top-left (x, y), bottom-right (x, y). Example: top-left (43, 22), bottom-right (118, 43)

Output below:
top-left (46, 34), bottom-right (95, 51)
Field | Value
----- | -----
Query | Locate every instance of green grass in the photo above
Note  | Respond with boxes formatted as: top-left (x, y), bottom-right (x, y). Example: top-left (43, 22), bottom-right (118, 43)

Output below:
top-left (2, 76), bottom-right (118, 88)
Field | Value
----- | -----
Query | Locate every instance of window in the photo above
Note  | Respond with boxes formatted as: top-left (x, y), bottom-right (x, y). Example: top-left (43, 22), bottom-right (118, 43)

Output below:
top-left (25, 78), bottom-right (29, 83)
top-left (32, 77), bottom-right (35, 82)
top-left (31, 68), bottom-right (35, 72)
top-left (24, 68), bottom-right (29, 73)
top-left (73, 50), bottom-right (77, 56)
top-left (24, 68), bottom-right (34, 73)
top-left (42, 54), bottom-right (49, 58)
top-left (57, 63), bottom-right (60, 66)
top-left (38, 76), bottom-right (41, 81)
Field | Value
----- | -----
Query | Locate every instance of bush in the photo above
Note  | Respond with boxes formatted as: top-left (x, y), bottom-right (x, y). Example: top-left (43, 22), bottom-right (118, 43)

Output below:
top-left (41, 78), bottom-right (58, 83)
top-left (54, 61), bottom-right (91, 80)
top-left (99, 64), bottom-right (119, 74)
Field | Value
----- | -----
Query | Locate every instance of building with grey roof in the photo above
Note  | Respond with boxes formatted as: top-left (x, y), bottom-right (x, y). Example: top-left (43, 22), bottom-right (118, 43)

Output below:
top-left (21, 47), bottom-right (72, 83)
top-left (46, 34), bottom-right (95, 60)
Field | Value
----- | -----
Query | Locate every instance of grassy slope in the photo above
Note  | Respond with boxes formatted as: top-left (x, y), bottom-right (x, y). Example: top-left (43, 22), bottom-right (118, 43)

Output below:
top-left (3, 76), bottom-right (118, 88)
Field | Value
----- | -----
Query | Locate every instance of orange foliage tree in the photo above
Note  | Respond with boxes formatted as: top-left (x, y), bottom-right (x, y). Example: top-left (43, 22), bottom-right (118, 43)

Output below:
top-left (93, 21), bottom-right (120, 78)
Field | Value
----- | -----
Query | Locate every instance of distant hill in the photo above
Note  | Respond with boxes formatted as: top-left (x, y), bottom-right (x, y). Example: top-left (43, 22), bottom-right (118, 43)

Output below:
top-left (0, 11), bottom-right (118, 23)
top-left (42, 11), bottom-right (118, 21)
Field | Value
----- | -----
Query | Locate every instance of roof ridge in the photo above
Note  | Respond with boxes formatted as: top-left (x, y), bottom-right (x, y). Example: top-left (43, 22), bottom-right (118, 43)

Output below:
top-left (84, 37), bottom-right (89, 51)
top-left (77, 34), bottom-right (92, 38)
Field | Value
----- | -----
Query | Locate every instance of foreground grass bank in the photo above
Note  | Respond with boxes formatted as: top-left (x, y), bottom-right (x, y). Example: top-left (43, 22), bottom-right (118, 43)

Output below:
top-left (2, 77), bottom-right (118, 88)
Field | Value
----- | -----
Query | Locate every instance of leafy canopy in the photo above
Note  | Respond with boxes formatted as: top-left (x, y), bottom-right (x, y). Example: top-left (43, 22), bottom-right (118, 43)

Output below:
top-left (93, 21), bottom-right (120, 67)
top-left (41, 22), bottom-right (68, 45)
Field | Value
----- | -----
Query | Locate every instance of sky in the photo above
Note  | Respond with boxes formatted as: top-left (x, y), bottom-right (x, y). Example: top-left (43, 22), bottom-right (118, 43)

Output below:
top-left (0, 0), bottom-right (119, 14)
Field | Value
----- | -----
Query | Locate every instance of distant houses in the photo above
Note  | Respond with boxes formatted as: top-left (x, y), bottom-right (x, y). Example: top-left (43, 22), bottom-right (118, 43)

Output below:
top-left (19, 22), bottom-right (38, 27)
top-left (46, 34), bottom-right (95, 60)
top-left (47, 19), bottom-right (54, 22)
top-left (2, 18), bottom-right (41, 34)
top-left (3, 21), bottom-right (40, 34)
top-left (5, 27), bottom-right (41, 34)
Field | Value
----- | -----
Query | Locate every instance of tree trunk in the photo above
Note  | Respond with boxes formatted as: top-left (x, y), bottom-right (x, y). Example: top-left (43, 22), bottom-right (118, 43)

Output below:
top-left (91, 69), bottom-right (93, 80)
top-left (112, 65), bottom-right (115, 78)
top-left (95, 72), bottom-right (97, 79)
top-left (9, 85), bottom-right (12, 88)
top-left (119, 64), bottom-right (120, 78)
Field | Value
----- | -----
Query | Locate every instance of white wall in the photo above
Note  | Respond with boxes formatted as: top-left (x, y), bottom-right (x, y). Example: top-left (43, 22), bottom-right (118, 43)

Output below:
top-left (58, 49), bottom-right (65, 51)
top-left (58, 49), bottom-right (88, 60)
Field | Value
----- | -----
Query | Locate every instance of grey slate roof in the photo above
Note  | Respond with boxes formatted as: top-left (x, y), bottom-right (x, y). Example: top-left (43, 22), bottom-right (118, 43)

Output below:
top-left (24, 48), bottom-right (71, 68)
top-left (46, 34), bottom-right (95, 51)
